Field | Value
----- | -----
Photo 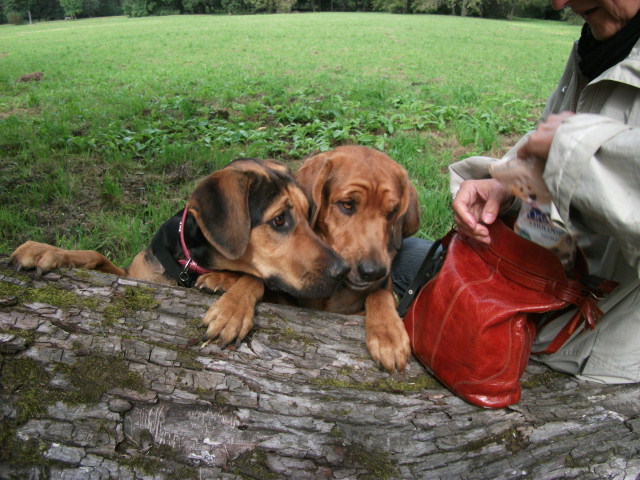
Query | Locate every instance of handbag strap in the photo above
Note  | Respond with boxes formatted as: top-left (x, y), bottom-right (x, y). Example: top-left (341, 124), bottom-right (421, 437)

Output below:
top-left (532, 278), bottom-right (618, 355)
top-left (475, 241), bottom-right (586, 303)
top-left (532, 304), bottom-right (597, 355)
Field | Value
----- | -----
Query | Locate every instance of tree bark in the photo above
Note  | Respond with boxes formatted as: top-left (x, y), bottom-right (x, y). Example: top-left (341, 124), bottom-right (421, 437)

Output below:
top-left (508, 0), bottom-right (518, 21)
top-left (1, 256), bottom-right (639, 480)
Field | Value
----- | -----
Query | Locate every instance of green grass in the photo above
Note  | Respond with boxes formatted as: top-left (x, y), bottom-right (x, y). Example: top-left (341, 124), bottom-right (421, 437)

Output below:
top-left (0, 13), bottom-right (580, 265)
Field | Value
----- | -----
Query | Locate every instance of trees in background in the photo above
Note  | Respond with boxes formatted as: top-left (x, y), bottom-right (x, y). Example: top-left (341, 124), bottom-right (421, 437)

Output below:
top-left (60, 0), bottom-right (82, 17)
top-left (390, 0), bottom-right (560, 18)
top-left (1, 0), bottom-right (122, 21)
top-left (0, 0), bottom-right (570, 23)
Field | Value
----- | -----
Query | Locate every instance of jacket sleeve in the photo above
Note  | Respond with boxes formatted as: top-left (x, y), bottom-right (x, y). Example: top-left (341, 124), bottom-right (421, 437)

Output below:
top-left (544, 113), bottom-right (640, 273)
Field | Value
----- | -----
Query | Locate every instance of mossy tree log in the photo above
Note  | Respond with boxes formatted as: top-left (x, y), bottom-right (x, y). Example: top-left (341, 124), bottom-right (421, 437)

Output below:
top-left (1, 256), bottom-right (640, 480)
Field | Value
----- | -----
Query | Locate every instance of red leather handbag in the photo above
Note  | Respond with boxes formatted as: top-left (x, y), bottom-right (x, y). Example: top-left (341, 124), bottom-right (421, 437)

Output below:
top-left (402, 219), bottom-right (616, 409)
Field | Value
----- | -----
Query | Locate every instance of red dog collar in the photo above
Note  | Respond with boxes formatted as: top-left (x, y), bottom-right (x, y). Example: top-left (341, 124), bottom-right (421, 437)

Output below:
top-left (178, 206), bottom-right (213, 281)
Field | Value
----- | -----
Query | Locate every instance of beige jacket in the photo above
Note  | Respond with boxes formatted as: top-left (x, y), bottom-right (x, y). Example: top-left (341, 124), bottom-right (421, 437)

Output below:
top-left (448, 38), bottom-right (640, 383)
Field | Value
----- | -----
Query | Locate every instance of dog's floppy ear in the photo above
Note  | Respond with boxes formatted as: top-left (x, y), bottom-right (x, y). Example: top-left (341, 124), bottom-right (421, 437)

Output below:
top-left (295, 152), bottom-right (333, 228)
top-left (187, 169), bottom-right (253, 259)
top-left (402, 180), bottom-right (421, 237)
top-left (392, 176), bottom-right (421, 250)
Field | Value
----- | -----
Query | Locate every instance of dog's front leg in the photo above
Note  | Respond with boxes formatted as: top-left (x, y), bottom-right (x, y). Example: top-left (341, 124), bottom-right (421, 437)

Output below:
top-left (201, 275), bottom-right (264, 347)
top-left (364, 287), bottom-right (411, 373)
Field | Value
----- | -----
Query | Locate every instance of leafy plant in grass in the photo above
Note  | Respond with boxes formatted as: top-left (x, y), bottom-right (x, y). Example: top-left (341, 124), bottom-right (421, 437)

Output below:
top-left (61, 91), bottom-right (538, 161)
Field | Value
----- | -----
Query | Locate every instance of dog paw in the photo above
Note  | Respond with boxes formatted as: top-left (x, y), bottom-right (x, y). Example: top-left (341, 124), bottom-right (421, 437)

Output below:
top-left (366, 319), bottom-right (411, 373)
top-left (196, 271), bottom-right (243, 293)
top-left (201, 292), bottom-right (255, 347)
top-left (10, 241), bottom-right (71, 274)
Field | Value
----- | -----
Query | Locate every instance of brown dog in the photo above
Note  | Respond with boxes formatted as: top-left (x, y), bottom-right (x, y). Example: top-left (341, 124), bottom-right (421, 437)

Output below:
top-left (11, 158), bottom-right (348, 346)
top-left (295, 146), bottom-right (421, 372)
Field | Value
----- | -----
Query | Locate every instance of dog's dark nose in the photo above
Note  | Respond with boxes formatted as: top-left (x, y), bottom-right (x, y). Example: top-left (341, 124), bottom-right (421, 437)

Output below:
top-left (329, 256), bottom-right (350, 280)
top-left (357, 260), bottom-right (387, 282)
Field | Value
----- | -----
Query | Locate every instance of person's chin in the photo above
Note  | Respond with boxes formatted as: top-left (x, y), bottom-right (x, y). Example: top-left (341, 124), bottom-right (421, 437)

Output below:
top-left (588, 17), bottom-right (625, 41)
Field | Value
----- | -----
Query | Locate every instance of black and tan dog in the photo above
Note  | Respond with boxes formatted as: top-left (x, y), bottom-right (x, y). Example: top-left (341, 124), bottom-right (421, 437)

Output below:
top-left (295, 146), bottom-right (421, 372)
top-left (11, 158), bottom-right (348, 345)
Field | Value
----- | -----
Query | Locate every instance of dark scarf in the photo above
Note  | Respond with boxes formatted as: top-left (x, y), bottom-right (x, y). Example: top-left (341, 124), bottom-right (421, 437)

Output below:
top-left (578, 10), bottom-right (640, 81)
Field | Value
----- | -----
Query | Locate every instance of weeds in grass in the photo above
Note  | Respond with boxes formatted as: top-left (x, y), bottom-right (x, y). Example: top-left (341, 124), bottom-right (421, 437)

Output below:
top-left (60, 92), bottom-right (538, 161)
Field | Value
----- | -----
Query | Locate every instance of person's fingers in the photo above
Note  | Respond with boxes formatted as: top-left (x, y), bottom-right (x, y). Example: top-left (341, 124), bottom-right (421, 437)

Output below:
top-left (454, 212), bottom-right (492, 244)
top-left (452, 188), bottom-right (478, 230)
top-left (453, 212), bottom-right (473, 235)
top-left (519, 111), bottom-right (575, 161)
top-left (452, 179), bottom-right (510, 245)
top-left (452, 201), bottom-right (476, 230)
top-left (481, 198), bottom-right (500, 225)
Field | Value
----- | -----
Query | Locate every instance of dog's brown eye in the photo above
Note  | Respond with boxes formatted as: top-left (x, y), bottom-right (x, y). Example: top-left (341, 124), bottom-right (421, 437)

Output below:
top-left (269, 210), bottom-right (293, 233)
top-left (386, 207), bottom-right (399, 221)
top-left (271, 214), bottom-right (286, 228)
top-left (338, 201), bottom-right (355, 215)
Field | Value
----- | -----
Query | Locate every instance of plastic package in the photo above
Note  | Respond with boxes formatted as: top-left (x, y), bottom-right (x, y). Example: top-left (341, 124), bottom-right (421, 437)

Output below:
top-left (489, 154), bottom-right (576, 272)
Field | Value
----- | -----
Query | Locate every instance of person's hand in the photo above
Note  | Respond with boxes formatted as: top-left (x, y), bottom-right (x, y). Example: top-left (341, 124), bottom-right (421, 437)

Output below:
top-left (452, 179), bottom-right (510, 245)
top-left (517, 111), bottom-right (575, 161)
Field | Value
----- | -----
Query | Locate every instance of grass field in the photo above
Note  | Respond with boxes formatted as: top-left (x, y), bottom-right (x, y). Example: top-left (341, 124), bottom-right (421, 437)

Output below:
top-left (0, 13), bottom-right (581, 266)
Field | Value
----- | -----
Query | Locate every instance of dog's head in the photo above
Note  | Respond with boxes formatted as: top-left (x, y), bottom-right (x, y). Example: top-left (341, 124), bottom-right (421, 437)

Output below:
top-left (186, 158), bottom-right (348, 298)
top-left (296, 146), bottom-right (420, 292)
